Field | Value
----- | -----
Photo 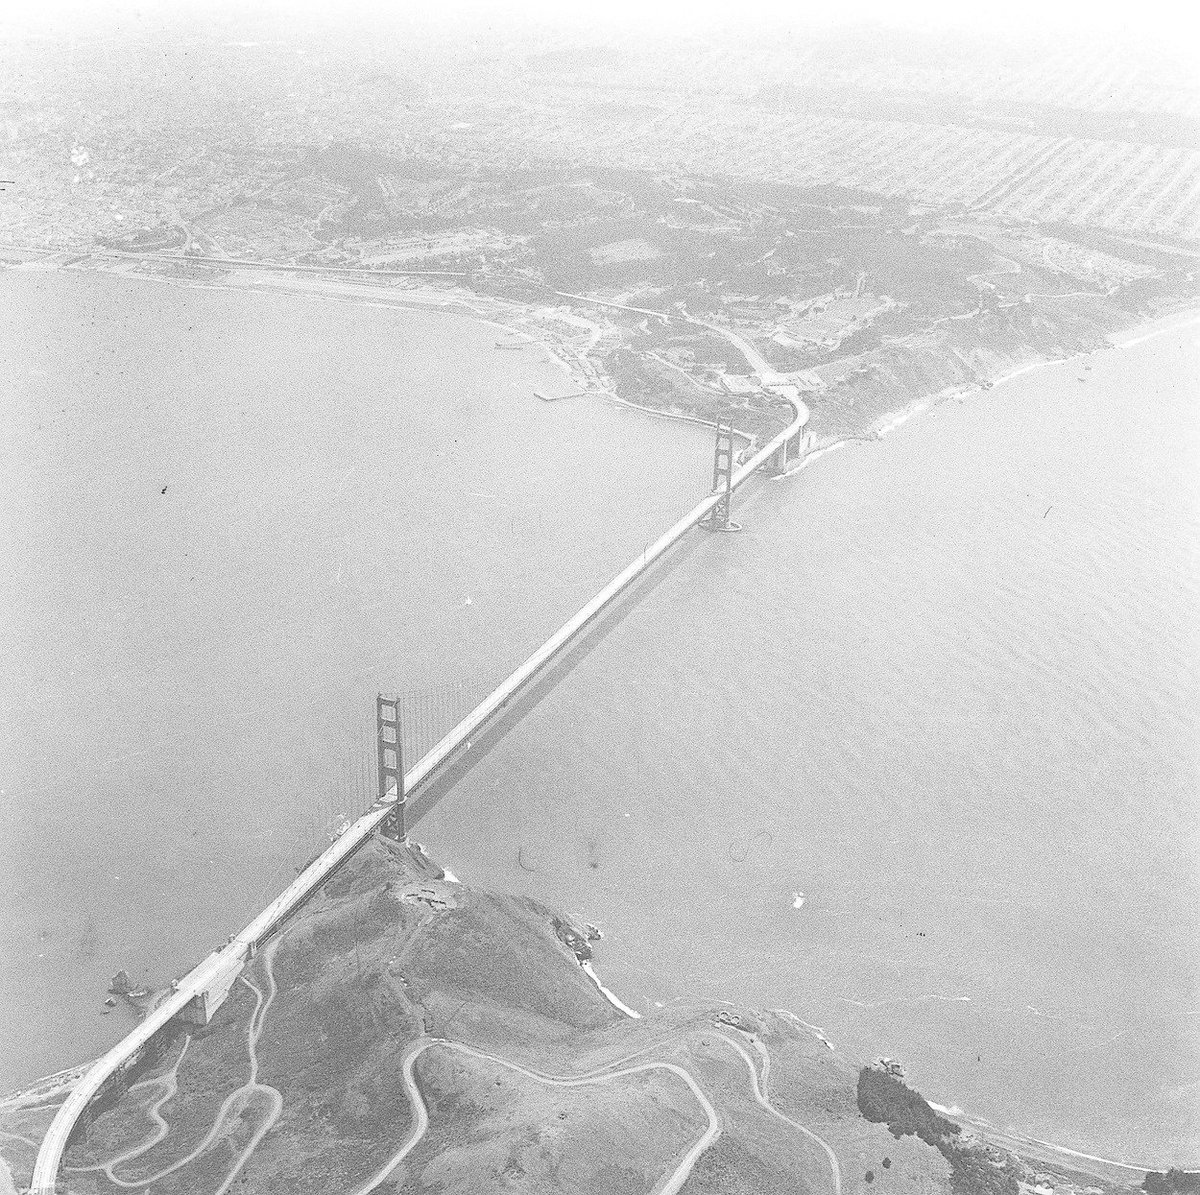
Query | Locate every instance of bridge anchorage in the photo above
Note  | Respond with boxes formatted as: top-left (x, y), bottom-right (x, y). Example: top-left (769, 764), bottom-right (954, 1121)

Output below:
top-left (762, 422), bottom-right (795, 477)
top-left (376, 693), bottom-right (406, 841)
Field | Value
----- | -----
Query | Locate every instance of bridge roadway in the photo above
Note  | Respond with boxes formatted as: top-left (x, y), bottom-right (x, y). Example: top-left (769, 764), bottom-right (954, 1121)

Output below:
top-left (31, 400), bottom-right (807, 1195)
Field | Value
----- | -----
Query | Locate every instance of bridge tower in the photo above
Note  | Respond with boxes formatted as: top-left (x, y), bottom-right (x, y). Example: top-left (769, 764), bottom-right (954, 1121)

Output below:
top-left (376, 694), bottom-right (405, 841)
top-left (701, 418), bottom-right (739, 532)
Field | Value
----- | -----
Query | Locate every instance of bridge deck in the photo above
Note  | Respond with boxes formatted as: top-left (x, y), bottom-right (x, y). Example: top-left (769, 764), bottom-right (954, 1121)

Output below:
top-left (30, 400), bottom-right (807, 1195)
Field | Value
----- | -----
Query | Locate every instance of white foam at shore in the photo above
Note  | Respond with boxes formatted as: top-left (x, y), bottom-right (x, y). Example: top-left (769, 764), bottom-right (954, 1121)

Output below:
top-left (785, 312), bottom-right (1199, 481)
top-left (1109, 307), bottom-right (1200, 350)
top-left (774, 438), bottom-right (849, 480)
top-left (875, 398), bottom-right (933, 438)
top-left (581, 961), bottom-right (642, 1019)
top-left (991, 359), bottom-right (1055, 388)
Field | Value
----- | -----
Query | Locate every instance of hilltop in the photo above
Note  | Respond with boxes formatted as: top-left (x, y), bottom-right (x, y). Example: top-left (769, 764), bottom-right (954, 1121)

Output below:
top-left (0, 838), bottom-right (1158, 1195)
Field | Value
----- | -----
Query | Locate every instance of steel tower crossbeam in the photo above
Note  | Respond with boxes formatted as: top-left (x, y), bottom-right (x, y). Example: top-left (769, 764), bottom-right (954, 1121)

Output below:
top-left (376, 694), bottom-right (405, 840)
top-left (701, 418), bottom-right (737, 531)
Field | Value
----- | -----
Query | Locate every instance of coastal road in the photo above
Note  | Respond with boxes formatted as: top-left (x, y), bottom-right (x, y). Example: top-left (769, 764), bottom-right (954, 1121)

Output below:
top-left (63, 938), bottom-right (285, 1194)
top-left (347, 1038), bottom-right (721, 1195)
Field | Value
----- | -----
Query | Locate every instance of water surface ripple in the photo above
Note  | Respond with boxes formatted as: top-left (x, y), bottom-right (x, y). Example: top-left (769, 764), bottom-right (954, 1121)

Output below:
top-left (420, 320), bottom-right (1200, 1163)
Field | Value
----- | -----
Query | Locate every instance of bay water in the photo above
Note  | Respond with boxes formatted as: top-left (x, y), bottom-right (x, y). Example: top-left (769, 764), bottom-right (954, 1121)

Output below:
top-left (2, 266), bottom-right (1196, 1163)
top-left (0, 267), bottom-right (711, 1089)
top-left (419, 317), bottom-right (1200, 1164)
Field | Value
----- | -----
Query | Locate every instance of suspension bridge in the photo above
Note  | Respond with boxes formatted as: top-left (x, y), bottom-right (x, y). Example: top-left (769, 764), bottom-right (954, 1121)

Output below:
top-left (30, 401), bottom-right (808, 1195)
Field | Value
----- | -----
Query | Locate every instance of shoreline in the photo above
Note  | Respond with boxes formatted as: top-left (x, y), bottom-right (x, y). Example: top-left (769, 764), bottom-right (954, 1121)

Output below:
top-left (1109, 306), bottom-right (1200, 348)
top-left (7, 814), bottom-right (1194, 1178)
top-left (6, 906), bottom-right (1186, 1183)
top-left (768, 300), bottom-right (1200, 487)
top-left (0, 1064), bottom-right (91, 1111)
top-left (0, 252), bottom-right (764, 452)
top-left (13, 250), bottom-right (1192, 472)
top-left (764, 300), bottom-right (1200, 1172)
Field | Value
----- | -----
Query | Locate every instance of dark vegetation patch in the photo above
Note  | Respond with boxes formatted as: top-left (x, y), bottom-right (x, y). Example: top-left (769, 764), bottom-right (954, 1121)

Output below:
top-left (1110, 273), bottom-right (1198, 317)
top-left (250, 1134), bottom-right (383, 1195)
top-left (302, 141), bottom-right (445, 239)
top-left (402, 892), bottom-right (618, 1033)
top-left (1144, 1171), bottom-right (1200, 1195)
top-left (158, 1137), bottom-right (238, 1194)
top-left (603, 343), bottom-right (789, 441)
top-left (857, 1067), bottom-right (1020, 1195)
top-left (71, 1085), bottom-right (167, 1162)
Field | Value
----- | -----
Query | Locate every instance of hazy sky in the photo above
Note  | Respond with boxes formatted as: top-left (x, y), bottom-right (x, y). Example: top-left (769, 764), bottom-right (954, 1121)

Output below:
top-left (5, 0), bottom-right (1198, 42)
top-left (452, 0), bottom-right (1198, 37)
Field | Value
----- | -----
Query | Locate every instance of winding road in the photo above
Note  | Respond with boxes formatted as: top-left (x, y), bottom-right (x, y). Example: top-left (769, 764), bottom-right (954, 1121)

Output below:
top-left (213, 938), bottom-right (285, 1195)
top-left (61, 982), bottom-right (842, 1195)
top-left (713, 1032), bottom-right (842, 1195)
top-left (347, 1038), bottom-right (720, 1195)
top-left (686, 315), bottom-right (778, 376)
top-left (348, 1029), bottom-right (843, 1195)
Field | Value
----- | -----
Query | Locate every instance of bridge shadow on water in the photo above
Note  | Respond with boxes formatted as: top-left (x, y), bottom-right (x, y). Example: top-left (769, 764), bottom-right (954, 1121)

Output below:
top-left (405, 520), bottom-right (715, 828)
